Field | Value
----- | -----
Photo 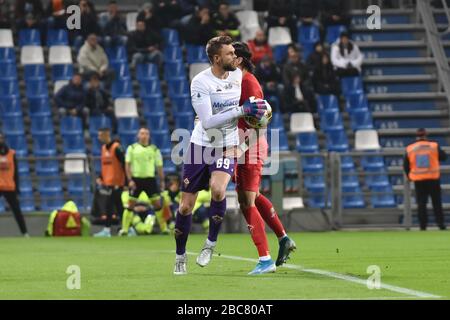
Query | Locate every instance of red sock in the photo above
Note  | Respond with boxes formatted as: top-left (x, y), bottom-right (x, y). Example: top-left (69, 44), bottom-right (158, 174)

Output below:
top-left (255, 194), bottom-right (286, 238)
top-left (242, 206), bottom-right (270, 257)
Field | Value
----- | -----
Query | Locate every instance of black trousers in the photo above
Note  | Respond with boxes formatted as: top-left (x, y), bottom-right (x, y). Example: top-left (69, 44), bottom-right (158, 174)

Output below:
top-left (0, 191), bottom-right (28, 234)
top-left (414, 180), bottom-right (446, 230)
top-left (98, 187), bottom-right (124, 228)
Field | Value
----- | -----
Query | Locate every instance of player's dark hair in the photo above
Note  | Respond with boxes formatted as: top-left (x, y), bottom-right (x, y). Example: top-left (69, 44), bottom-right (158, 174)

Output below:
top-left (206, 36), bottom-right (233, 64)
top-left (232, 41), bottom-right (255, 73)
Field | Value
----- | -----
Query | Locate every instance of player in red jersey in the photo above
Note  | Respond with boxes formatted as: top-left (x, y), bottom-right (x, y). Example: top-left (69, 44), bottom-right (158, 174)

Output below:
top-left (232, 42), bottom-right (297, 274)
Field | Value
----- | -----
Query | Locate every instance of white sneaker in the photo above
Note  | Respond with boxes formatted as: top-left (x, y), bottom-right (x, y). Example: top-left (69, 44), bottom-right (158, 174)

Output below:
top-left (196, 241), bottom-right (215, 267)
top-left (174, 254), bottom-right (187, 275)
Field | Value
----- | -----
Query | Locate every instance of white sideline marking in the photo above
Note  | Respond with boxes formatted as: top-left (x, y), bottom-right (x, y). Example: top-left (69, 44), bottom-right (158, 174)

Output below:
top-left (183, 251), bottom-right (441, 299)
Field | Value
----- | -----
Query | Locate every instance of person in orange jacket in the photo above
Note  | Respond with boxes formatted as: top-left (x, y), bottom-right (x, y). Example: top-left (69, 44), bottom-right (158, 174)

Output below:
top-left (404, 128), bottom-right (447, 230)
top-left (0, 133), bottom-right (29, 236)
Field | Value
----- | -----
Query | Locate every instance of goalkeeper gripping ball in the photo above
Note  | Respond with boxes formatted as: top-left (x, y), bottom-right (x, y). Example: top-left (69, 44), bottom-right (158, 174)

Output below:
top-left (243, 97), bottom-right (273, 129)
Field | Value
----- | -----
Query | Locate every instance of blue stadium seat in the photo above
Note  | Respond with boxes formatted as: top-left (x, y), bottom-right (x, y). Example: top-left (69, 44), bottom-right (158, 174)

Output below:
top-left (162, 28), bottom-right (180, 46)
top-left (320, 109), bottom-right (344, 131)
top-left (5, 135), bottom-right (28, 157)
top-left (30, 116), bottom-right (54, 135)
top-left (62, 135), bottom-right (86, 153)
top-left (35, 159), bottom-right (59, 175)
top-left (307, 193), bottom-right (327, 208)
top-left (142, 96), bottom-right (165, 115)
top-left (136, 63), bottom-right (159, 81)
top-left (0, 96), bottom-right (22, 116)
top-left (118, 117), bottom-right (140, 135)
top-left (365, 169), bottom-right (390, 188)
top-left (186, 44), bottom-right (209, 63)
top-left (272, 45), bottom-right (288, 64)
top-left (174, 112), bottom-right (195, 131)
top-left (28, 97), bottom-right (51, 116)
top-left (0, 62), bottom-right (17, 80)
top-left (60, 116), bottom-right (83, 136)
top-left (139, 79), bottom-right (163, 99)
top-left (269, 112), bottom-right (284, 130)
top-left (341, 155), bottom-right (356, 170)
top-left (0, 47), bottom-right (16, 62)
top-left (111, 79), bottom-right (133, 98)
top-left (171, 97), bottom-right (193, 114)
top-left (1, 115), bottom-right (25, 135)
top-left (316, 94), bottom-right (339, 112)
top-left (326, 129), bottom-right (349, 152)
top-left (350, 109), bottom-right (374, 130)
top-left (20, 190), bottom-right (35, 212)
top-left (167, 78), bottom-right (190, 99)
top-left (0, 79), bottom-right (19, 97)
top-left (163, 45), bottom-right (183, 62)
top-left (68, 191), bottom-right (93, 212)
top-left (110, 61), bottom-right (131, 80)
top-left (51, 64), bottom-right (74, 81)
top-left (38, 175), bottom-right (63, 193)
top-left (39, 191), bottom-right (64, 211)
top-left (341, 76), bottom-right (363, 95)
top-left (325, 25), bottom-right (347, 44)
top-left (47, 29), bottom-right (69, 46)
top-left (19, 176), bottom-right (33, 193)
top-left (342, 186), bottom-right (365, 208)
top-left (91, 137), bottom-right (102, 156)
top-left (371, 185), bottom-right (396, 208)
top-left (19, 29), bottom-right (41, 46)
top-left (18, 158), bottom-right (30, 175)
top-left (146, 115), bottom-right (169, 132)
top-left (345, 92), bottom-right (369, 113)
top-left (152, 131), bottom-right (172, 156)
top-left (33, 135), bottom-right (57, 156)
top-left (266, 95), bottom-right (280, 112)
top-left (25, 79), bottom-right (49, 99)
top-left (301, 156), bottom-right (324, 172)
top-left (304, 173), bottom-right (326, 192)
top-left (106, 45), bottom-right (128, 63)
top-left (24, 64), bottom-right (46, 80)
top-left (298, 24), bottom-right (320, 59)
top-left (119, 133), bottom-right (137, 148)
top-left (296, 132), bottom-right (319, 153)
top-left (342, 169), bottom-right (360, 188)
top-left (164, 61), bottom-right (186, 80)
top-left (163, 160), bottom-right (177, 174)
top-left (361, 154), bottom-right (385, 170)
top-left (89, 115), bottom-right (112, 136)
top-left (67, 174), bottom-right (90, 193)
top-left (267, 129), bottom-right (289, 152)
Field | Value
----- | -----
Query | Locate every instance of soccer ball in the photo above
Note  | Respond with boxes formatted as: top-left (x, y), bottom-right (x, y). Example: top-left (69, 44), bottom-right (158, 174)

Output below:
top-left (244, 98), bottom-right (272, 129)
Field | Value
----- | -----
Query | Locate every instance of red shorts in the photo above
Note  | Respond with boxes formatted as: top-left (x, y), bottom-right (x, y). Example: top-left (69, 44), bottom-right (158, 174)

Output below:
top-left (234, 162), bottom-right (263, 192)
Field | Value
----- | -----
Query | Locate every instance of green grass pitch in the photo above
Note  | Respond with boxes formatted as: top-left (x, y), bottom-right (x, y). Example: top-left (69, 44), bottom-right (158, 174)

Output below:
top-left (0, 231), bottom-right (449, 300)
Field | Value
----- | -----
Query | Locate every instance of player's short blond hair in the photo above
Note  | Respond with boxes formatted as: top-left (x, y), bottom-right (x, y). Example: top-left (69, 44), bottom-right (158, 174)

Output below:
top-left (206, 36), bottom-right (233, 64)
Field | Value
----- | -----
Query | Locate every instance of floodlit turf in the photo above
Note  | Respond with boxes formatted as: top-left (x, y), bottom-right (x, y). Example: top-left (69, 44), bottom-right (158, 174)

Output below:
top-left (0, 231), bottom-right (449, 300)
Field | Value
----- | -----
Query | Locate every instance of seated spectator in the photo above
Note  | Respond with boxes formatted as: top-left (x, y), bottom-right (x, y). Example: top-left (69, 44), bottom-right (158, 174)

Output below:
top-left (306, 42), bottom-right (325, 74)
top-left (153, 0), bottom-right (183, 29)
top-left (320, 0), bottom-right (351, 29)
top-left (184, 5), bottom-right (215, 45)
top-left (85, 73), bottom-right (116, 131)
top-left (15, 0), bottom-right (44, 22)
top-left (282, 74), bottom-right (316, 114)
top-left (255, 55), bottom-right (282, 100)
top-left (101, 0), bottom-right (127, 48)
top-left (55, 73), bottom-right (87, 118)
top-left (247, 29), bottom-right (273, 65)
top-left (0, 0), bottom-right (12, 28)
top-left (128, 19), bottom-right (163, 67)
top-left (312, 53), bottom-right (340, 96)
top-left (212, 1), bottom-right (240, 40)
top-left (136, 2), bottom-right (161, 33)
top-left (71, 0), bottom-right (100, 48)
top-left (266, 0), bottom-right (297, 40)
top-left (46, 0), bottom-right (67, 29)
top-left (17, 12), bottom-right (38, 29)
top-left (282, 44), bottom-right (309, 87)
top-left (331, 32), bottom-right (363, 77)
top-left (77, 34), bottom-right (115, 86)
top-left (294, 0), bottom-right (320, 25)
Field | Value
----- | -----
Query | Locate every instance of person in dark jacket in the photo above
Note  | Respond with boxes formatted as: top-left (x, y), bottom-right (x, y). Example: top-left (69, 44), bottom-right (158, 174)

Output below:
top-left (312, 53), bottom-right (341, 96)
top-left (0, 0), bottom-right (12, 28)
top-left (320, 0), bottom-right (351, 29)
top-left (153, 0), bottom-right (183, 29)
top-left (266, 0), bottom-right (297, 40)
top-left (255, 55), bottom-right (282, 99)
top-left (70, 0), bottom-right (100, 47)
top-left (212, 1), bottom-right (240, 40)
top-left (306, 41), bottom-right (325, 74)
top-left (128, 19), bottom-right (163, 67)
top-left (15, 0), bottom-right (44, 21)
top-left (85, 73), bottom-right (113, 117)
top-left (294, 0), bottom-right (320, 25)
top-left (282, 44), bottom-right (309, 87)
top-left (55, 73), bottom-right (87, 118)
top-left (136, 2), bottom-right (162, 33)
top-left (0, 133), bottom-right (29, 237)
top-left (102, 0), bottom-right (127, 48)
top-left (184, 5), bottom-right (215, 45)
top-left (45, 0), bottom-right (67, 29)
top-left (282, 73), bottom-right (316, 114)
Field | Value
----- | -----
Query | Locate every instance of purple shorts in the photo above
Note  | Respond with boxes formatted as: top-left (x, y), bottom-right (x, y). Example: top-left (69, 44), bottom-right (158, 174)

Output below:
top-left (181, 143), bottom-right (235, 193)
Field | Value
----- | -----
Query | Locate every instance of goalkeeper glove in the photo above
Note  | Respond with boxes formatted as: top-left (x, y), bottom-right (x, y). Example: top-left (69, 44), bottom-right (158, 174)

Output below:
top-left (242, 98), bottom-right (268, 120)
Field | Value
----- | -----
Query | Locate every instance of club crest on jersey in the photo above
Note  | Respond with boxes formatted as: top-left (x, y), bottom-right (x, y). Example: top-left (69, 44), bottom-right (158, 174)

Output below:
top-left (184, 178), bottom-right (190, 187)
top-left (224, 83), bottom-right (233, 90)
